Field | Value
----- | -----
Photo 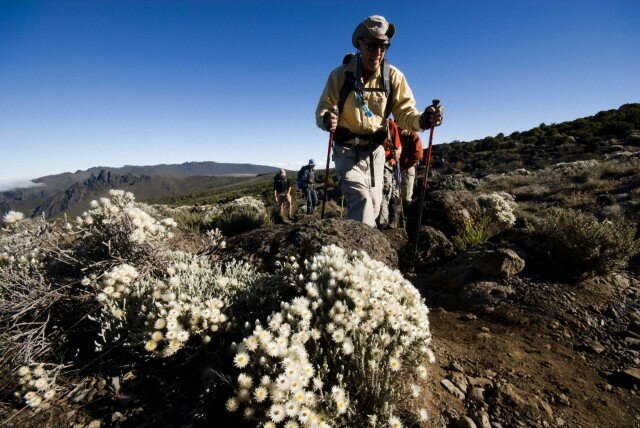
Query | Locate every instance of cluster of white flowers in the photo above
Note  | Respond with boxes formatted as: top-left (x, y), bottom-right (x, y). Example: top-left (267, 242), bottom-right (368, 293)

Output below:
top-left (2, 210), bottom-right (25, 227)
top-left (0, 246), bottom-right (40, 270)
top-left (75, 190), bottom-right (176, 245)
top-left (225, 196), bottom-right (266, 212)
top-left (141, 253), bottom-right (231, 357)
top-left (0, 223), bottom-right (44, 272)
top-left (476, 192), bottom-right (517, 231)
top-left (550, 159), bottom-right (599, 174)
top-left (205, 228), bottom-right (227, 249)
top-left (90, 250), bottom-right (259, 357)
top-left (90, 263), bottom-right (139, 303)
top-left (14, 364), bottom-right (57, 410)
top-left (438, 174), bottom-right (480, 191)
top-left (228, 245), bottom-right (433, 426)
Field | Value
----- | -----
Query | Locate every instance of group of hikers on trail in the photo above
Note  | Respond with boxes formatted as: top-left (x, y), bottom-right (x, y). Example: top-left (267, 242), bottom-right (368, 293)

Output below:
top-left (274, 15), bottom-right (443, 227)
top-left (273, 160), bottom-right (318, 219)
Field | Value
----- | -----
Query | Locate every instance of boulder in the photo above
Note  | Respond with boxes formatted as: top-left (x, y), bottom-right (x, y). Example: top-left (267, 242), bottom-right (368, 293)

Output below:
top-left (399, 226), bottom-right (457, 271)
top-left (441, 378), bottom-right (466, 400)
top-left (611, 367), bottom-right (640, 387)
top-left (223, 218), bottom-right (397, 272)
top-left (471, 248), bottom-right (525, 278)
top-left (458, 281), bottom-right (516, 306)
top-left (432, 244), bottom-right (526, 291)
top-left (405, 190), bottom-right (482, 240)
top-left (448, 416), bottom-right (477, 428)
top-left (419, 190), bottom-right (482, 238)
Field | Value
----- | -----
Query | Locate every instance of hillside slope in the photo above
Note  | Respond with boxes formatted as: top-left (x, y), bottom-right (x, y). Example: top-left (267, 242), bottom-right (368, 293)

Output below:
top-left (432, 103), bottom-right (640, 175)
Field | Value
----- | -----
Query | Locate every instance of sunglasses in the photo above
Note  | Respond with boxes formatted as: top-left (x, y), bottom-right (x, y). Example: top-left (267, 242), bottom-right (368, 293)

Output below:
top-left (359, 39), bottom-right (390, 52)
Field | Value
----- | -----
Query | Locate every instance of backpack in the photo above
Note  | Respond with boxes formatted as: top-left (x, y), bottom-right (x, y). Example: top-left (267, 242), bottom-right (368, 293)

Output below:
top-left (296, 166), bottom-right (307, 189)
top-left (384, 119), bottom-right (402, 161)
top-left (338, 54), bottom-right (393, 119)
top-left (399, 132), bottom-right (424, 171)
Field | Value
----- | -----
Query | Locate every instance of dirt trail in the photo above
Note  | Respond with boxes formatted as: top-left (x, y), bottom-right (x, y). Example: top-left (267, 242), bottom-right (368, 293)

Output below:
top-left (417, 271), bottom-right (640, 427)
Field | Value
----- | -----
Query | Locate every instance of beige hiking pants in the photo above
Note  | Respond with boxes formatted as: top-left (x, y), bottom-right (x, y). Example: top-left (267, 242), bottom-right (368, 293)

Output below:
top-left (333, 143), bottom-right (385, 227)
top-left (402, 165), bottom-right (416, 202)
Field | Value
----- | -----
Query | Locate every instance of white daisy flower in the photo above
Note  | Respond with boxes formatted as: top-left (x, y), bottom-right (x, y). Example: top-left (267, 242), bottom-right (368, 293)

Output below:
top-left (234, 352), bottom-right (250, 368)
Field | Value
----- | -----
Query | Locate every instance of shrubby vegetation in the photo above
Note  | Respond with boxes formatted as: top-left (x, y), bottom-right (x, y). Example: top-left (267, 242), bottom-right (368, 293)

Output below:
top-left (452, 192), bottom-right (517, 250)
top-left (434, 103), bottom-right (640, 174)
top-left (204, 196), bottom-right (270, 237)
top-left (0, 191), bottom-right (435, 426)
top-left (536, 207), bottom-right (640, 279)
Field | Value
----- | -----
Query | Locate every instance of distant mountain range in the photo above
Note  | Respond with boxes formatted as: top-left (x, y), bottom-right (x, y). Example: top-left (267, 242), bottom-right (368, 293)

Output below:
top-left (1, 161), bottom-right (280, 218)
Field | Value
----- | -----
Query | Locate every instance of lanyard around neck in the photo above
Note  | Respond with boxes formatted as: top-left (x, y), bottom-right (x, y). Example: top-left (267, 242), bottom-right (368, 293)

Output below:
top-left (354, 54), bottom-right (373, 118)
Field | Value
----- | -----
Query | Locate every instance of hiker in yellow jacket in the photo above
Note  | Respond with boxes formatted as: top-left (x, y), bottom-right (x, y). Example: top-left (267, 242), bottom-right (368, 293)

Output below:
top-left (316, 15), bottom-right (443, 227)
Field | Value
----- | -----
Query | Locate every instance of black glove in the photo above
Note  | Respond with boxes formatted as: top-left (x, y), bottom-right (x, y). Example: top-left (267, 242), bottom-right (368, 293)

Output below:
top-left (323, 110), bottom-right (338, 132)
top-left (419, 104), bottom-right (444, 129)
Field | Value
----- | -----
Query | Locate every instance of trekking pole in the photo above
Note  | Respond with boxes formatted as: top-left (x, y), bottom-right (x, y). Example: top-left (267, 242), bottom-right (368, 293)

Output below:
top-left (409, 99), bottom-right (439, 273)
top-left (320, 130), bottom-right (335, 219)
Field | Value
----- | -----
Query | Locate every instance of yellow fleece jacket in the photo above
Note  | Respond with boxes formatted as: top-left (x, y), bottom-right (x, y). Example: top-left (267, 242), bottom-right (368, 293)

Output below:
top-left (315, 59), bottom-right (423, 134)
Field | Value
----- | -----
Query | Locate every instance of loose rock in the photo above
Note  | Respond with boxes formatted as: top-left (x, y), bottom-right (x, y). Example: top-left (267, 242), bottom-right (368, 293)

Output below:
top-left (442, 378), bottom-right (466, 400)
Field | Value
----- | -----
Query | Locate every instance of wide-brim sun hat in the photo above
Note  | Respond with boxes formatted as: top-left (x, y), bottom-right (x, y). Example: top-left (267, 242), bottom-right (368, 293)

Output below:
top-left (352, 15), bottom-right (396, 49)
top-left (308, 159), bottom-right (316, 166)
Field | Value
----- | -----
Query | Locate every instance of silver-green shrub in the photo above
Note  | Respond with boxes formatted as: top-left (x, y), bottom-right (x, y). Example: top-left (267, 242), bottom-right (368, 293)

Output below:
top-left (476, 191), bottom-right (517, 233)
top-left (0, 218), bottom-right (63, 395)
top-left (538, 207), bottom-right (640, 278)
top-left (71, 189), bottom-right (177, 269)
top-left (89, 248), bottom-right (262, 357)
top-left (210, 196), bottom-right (269, 237)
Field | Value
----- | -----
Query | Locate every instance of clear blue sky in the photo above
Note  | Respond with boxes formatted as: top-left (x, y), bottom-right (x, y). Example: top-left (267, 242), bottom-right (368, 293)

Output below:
top-left (1, 0), bottom-right (639, 185)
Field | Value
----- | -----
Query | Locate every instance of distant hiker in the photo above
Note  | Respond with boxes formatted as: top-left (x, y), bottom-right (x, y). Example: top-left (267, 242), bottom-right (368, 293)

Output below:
top-left (298, 159), bottom-right (318, 215)
top-left (377, 119), bottom-right (402, 229)
top-left (398, 127), bottom-right (423, 205)
top-left (273, 168), bottom-right (292, 219)
top-left (316, 15), bottom-right (444, 227)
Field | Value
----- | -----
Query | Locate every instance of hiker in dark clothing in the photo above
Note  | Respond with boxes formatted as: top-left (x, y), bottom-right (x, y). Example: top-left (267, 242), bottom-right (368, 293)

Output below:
top-left (299, 159), bottom-right (318, 215)
top-left (273, 168), bottom-right (292, 218)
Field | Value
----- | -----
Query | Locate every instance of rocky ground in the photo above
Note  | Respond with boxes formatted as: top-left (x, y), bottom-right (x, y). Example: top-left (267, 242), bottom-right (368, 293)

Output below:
top-left (225, 218), bottom-right (640, 427)
top-left (414, 255), bottom-right (640, 427)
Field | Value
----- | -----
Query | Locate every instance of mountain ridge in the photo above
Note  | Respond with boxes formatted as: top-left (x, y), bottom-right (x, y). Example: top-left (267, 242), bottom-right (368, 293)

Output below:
top-left (1, 161), bottom-right (281, 218)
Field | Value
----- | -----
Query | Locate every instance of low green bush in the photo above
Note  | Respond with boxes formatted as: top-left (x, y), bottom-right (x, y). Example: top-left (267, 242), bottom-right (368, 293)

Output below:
top-left (211, 196), bottom-right (270, 237)
top-left (537, 207), bottom-right (640, 279)
top-left (452, 216), bottom-right (492, 251)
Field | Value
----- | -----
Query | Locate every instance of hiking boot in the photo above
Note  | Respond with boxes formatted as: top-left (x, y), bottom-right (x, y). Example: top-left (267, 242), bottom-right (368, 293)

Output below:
top-left (386, 220), bottom-right (398, 229)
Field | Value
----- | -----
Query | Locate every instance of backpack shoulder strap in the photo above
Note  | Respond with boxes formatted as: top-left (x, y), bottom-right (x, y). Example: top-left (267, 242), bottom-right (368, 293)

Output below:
top-left (338, 57), bottom-right (394, 118)
top-left (338, 70), bottom-right (356, 116)
top-left (382, 59), bottom-right (391, 97)
top-left (382, 59), bottom-right (393, 119)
